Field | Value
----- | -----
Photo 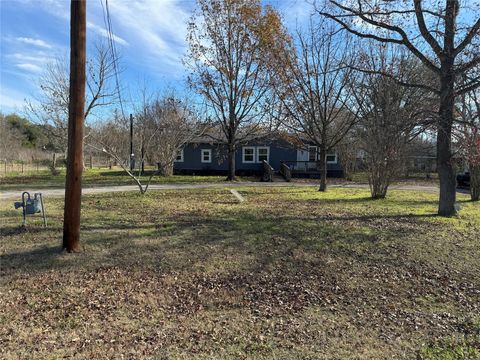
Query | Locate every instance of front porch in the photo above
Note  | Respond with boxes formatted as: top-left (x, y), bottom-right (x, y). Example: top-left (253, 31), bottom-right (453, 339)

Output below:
top-left (280, 161), bottom-right (343, 178)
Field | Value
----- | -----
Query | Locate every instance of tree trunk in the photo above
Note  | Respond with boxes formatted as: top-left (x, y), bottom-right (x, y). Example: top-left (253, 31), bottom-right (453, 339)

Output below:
top-left (227, 143), bottom-right (236, 181)
top-left (49, 153), bottom-right (60, 175)
top-left (141, 144), bottom-right (145, 175)
top-left (470, 164), bottom-right (480, 202)
top-left (158, 163), bottom-right (173, 176)
top-left (368, 163), bottom-right (389, 199)
top-left (318, 145), bottom-right (327, 191)
top-left (437, 65), bottom-right (457, 216)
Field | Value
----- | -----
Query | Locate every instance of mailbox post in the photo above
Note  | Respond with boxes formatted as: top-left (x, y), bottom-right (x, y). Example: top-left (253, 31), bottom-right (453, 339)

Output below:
top-left (14, 192), bottom-right (47, 227)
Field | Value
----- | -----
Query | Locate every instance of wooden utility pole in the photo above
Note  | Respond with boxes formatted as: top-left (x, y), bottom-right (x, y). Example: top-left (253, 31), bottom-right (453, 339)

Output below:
top-left (63, 0), bottom-right (86, 252)
top-left (130, 114), bottom-right (134, 171)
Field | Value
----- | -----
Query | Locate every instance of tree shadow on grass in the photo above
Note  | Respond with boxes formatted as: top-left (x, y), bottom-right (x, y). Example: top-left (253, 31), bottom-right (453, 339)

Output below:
top-left (0, 224), bottom-right (60, 238)
top-left (0, 225), bottom-right (31, 238)
top-left (0, 245), bottom-right (62, 275)
top-left (293, 195), bottom-right (374, 202)
top-left (81, 223), bottom-right (158, 232)
top-left (0, 201), bottom-right (439, 278)
top-left (0, 230), bottom-right (150, 275)
top-left (127, 209), bottom-right (426, 273)
top-left (302, 197), bottom-right (441, 207)
top-left (314, 213), bottom-right (439, 222)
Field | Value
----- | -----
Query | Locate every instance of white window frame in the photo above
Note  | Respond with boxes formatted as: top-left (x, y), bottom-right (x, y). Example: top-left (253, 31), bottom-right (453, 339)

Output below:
top-left (256, 146), bottom-right (270, 163)
top-left (174, 148), bottom-right (184, 162)
top-left (326, 153), bottom-right (338, 164)
top-left (242, 146), bottom-right (256, 163)
top-left (201, 149), bottom-right (212, 163)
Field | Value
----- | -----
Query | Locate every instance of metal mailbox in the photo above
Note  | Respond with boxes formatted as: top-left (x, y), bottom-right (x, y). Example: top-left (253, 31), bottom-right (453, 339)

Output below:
top-left (14, 192), bottom-right (47, 227)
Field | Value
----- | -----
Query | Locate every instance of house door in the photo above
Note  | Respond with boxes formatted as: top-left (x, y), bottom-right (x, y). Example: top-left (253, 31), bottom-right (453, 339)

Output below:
top-left (296, 149), bottom-right (308, 171)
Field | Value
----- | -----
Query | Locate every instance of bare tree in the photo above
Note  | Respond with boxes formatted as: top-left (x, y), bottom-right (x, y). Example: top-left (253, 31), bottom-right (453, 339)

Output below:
top-left (133, 82), bottom-right (155, 175)
top-left (89, 94), bottom-right (204, 194)
top-left (142, 95), bottom-right (206, 176)
top-left (318, 0), bottom-right (480, 215)
top-left (186, 0), bottom-right (289, 180)
top-left (26, 40), bottom-right (118, 156)
top-left (456, 85), bottom-right (480, 201)
top-left (354, 51), bottom-right (433, 198)
top-left (273, 19), bottom-right (360, 191)
top-left (336, 134), bottom-right (360, 181)
top-left (89, 110), bottom-right (151, 194)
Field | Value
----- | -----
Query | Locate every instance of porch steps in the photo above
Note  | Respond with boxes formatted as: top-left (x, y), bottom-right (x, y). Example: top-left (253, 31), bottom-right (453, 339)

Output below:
top-left (272, 175), bottom-right (287, 182)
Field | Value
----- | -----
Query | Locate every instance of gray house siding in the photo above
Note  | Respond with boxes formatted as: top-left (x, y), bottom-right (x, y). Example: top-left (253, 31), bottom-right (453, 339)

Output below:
top-left (173, 138), bottom-right (343, 177)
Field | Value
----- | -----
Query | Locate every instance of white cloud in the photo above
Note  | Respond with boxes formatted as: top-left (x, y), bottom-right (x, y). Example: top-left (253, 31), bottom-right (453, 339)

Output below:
top-left (13, 0), bottom-right (191, 78)
top-left (7, 52), bottom-right (56, 76)
top-left (10, 52), bottom-right (53, 65)
top-left (16, 37), bottom-right (52, 49)
top-left (107, 0), bottom-right (190, 71)
top-left (18, 0), bottom-right (128, 46)
top-left (15, 63), bottom-right (43, 73)
top-left (87, 21), bottom-right (129, 46)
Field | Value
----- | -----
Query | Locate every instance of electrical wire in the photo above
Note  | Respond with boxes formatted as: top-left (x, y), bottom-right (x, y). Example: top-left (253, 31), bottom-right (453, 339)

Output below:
top-left (99, 0), bottom-right (127, 122)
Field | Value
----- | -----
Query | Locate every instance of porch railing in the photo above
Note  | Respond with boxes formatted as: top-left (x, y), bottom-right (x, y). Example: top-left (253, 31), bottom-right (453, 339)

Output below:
top-left (262, 160), bottom-right (274, 182)
top-left (280, 160), bottom-right (321, 173)
top-left (279, 162), bottom-right (292, 182)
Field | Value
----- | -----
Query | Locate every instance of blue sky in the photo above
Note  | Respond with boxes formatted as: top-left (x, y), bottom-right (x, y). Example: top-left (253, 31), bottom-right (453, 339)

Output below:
top-left (0, 0), bottom-right (312, 115)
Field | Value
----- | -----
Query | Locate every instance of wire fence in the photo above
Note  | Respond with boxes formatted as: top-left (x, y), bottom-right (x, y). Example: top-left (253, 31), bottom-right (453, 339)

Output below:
top-left (0, 155), bottom-right (116, 177)
top-left (0, 160), bottom-right (53, 176)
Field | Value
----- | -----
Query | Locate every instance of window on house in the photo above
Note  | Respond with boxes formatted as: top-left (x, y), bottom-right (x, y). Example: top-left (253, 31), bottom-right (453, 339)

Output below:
top-left (201, 149), bottom-right (212, 163)
top-left (326, 153), bottom-right (337, 164)
top-left (257, 147), bottom-right (270, 163)
top-left (174, 148), bottom-right (184, 162)
top-left (308, 146), bottom-right (317, 161)
top-left (242, 147), bottom-right (255, 163)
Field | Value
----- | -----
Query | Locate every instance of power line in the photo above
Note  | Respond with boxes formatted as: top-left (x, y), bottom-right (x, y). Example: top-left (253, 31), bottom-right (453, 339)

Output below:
top-left (99, 0), bottom-right (127, 122)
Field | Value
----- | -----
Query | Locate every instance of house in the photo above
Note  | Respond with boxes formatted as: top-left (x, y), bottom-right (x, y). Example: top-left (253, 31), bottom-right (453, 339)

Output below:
top-left (173, 132), bottom-right (343, 178)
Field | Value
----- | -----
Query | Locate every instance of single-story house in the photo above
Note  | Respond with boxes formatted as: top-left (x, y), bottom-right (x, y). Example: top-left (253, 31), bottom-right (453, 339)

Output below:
top-left (173, 132), bottom-right (343, 178)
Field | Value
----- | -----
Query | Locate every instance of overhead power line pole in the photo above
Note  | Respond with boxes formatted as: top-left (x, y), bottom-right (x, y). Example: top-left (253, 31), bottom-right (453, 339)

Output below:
top-left (130, 113), bottom-right (134, 171)
top-left (63, 0), bottom-right (86, 252)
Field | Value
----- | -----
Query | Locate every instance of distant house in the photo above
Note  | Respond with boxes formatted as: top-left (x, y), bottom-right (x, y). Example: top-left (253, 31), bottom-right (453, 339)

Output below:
top-left (173, 132), bottom-right (343, 178)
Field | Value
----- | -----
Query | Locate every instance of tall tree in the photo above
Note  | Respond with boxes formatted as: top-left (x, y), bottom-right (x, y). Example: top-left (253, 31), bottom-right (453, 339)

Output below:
top-left (355, 46), bottom-right (432, 199)
top-left (273, 19), bottom-right (360, 191)
top-left (26, 40), bottom-right (118, 155)
top-left (319, 0), bottom-right (480, 216)
top-left (141, 96), bottom-right (205, 177)
top-left (89, 94), bottom-right (205, 194)
top-left (186, 0), bottom-right (289, 180)
top-left (456, 83), bottom-right (480, 201)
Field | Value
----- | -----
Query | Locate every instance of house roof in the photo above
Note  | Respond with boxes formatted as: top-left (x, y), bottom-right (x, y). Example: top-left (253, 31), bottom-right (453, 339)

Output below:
top-left (189, 126), bottom-right (303, 147)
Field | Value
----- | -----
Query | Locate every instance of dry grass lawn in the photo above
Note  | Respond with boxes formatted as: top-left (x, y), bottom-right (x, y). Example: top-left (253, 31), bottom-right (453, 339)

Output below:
top-left (0, 168), bottom-right (231, 191)
top-left (0, 187), bottom-right (479, 359)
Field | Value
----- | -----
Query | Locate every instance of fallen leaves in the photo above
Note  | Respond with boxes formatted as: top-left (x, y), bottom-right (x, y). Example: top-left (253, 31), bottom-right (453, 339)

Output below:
top-left (1, 187), bottom-right (479, 358)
